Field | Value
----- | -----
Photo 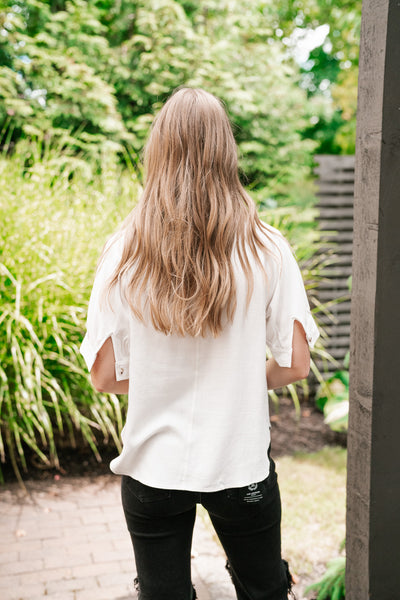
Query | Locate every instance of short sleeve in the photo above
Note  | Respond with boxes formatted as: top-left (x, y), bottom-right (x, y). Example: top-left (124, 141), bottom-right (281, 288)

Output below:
top-left (265, 231), bottom-right (319, 368)
top-left (80, 235), bottom-right (130, 381)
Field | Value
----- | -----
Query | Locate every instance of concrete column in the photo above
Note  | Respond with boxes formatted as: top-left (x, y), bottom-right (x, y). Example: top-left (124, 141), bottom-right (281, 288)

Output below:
top-left (346, 0), bottom-right (400, 598)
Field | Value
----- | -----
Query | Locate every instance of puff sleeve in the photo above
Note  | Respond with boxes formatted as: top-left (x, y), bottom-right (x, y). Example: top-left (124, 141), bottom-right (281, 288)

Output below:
top-left (265, 232), bottom-right (319, 368)
top-left (80, 235), bottom-right (130, 381)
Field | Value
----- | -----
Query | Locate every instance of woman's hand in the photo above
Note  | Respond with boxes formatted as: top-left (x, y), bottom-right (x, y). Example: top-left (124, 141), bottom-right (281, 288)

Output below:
top-left (91, 337), bottom-right (129, 395)
top-left (266, 320), bottom-right (310, 390)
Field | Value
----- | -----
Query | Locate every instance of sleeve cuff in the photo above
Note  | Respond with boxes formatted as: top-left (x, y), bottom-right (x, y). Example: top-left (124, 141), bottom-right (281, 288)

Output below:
top-left (115, 359), bottom-right (129, 381)
top-left (80, 332), bottom-right (130, 380)
top-left (271, 349), bottom-right (293, 368)
top-left (269, 312), bottom-right (320, 368)
top-left (80, 331), bottom-right (115, 372)
top-left (80, 334), bottom-right (98, 372)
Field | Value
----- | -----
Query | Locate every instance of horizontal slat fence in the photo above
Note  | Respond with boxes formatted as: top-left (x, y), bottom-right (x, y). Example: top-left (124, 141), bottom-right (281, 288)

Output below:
top-left (314, 155), bottom-right (355, 377)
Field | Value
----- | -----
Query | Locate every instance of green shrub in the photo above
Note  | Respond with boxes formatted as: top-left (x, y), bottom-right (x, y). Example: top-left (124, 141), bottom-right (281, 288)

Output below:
top-left (0, 136), bottom-right (139, 483)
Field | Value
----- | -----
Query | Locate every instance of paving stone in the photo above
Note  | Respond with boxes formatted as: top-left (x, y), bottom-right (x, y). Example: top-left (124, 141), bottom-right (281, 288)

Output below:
top-left (68, 522), bottom-right (109, 536)
top-left (96, 570), bottom-right (135, 588)
top-left (0, 551), bottom-right (18, 565)
top-left (45, 575), bottom-right (98, 594)
top-left (111, 542), bottom-right (133, 557)
top-left (44, 552), bottom-right (92, 569)
top-left (0, 502), bottom-right (23, 516)
top-left (8, 540), bottom-right (43, 553)
top-left (1, 581), bottom-right (46, 600)
top-left (71, 560), bottom-right (124, 578)
top-left (17, 548), bottom-right (47, 562)
top-left (20, 526), bottom-right (61, 541)
top-left (19, 511), bottom-right (61, 526)
top-left (0, 533), bottom-right (22, 545)
top-left (75, 583), bottom-right (134, 600)
top-left (65, 541), bottom-right (96, 556)
top-left (92, 547), bottom-right (129, 563)
top-left (3, 558), bottom-right (44, 576)
top-left (42, 536), bottom-right (74, 548)
top-left (0, 574), bottom-right (21, 590)
top-left (23, 567), bottom-right (73, 584)
top-left (38, 500), bottom-right (78, 512)
top-left (79, 507), bottom-right (105, 525)
top-left (120, 559), bottom-right (136, 574)
top-left (32, 592), bottom-right (75, 600)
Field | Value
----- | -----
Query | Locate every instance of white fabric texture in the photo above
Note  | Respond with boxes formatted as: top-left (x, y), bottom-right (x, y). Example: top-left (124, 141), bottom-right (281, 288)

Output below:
top-left (81, 225), bottom-right (319, 492)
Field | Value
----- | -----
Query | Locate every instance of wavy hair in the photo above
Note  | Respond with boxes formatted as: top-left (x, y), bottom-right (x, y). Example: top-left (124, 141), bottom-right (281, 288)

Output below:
top-left (107, 88), bottom-right (271, 337)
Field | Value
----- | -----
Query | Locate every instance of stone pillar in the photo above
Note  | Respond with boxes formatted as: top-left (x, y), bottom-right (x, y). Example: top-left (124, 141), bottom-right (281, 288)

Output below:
top-left (346, 0), bottom-right (400, 598)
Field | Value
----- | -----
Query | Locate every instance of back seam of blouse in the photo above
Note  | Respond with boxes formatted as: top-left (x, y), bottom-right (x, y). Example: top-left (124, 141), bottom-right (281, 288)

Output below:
top-left (180, 337), bottom-right (200, 483)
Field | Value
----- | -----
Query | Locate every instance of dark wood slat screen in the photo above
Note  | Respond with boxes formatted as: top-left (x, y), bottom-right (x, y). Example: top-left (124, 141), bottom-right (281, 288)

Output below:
top-left (314, 155), bottom-right (354, 376)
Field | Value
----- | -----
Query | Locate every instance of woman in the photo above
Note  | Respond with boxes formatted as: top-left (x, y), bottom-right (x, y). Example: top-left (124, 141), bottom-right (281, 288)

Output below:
top-left (81, 87), bottom-right (319, 600)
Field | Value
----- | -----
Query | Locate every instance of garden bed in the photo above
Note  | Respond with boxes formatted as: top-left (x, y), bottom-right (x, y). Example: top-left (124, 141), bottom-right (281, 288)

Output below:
top-left (1, 396), bottom-right (346, 484)
top-left (270, 395), bottom-right (346, 458)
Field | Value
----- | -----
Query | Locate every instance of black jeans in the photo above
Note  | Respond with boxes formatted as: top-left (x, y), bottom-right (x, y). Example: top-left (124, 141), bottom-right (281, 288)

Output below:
top-left (121, 455), bottom-right (292, 600)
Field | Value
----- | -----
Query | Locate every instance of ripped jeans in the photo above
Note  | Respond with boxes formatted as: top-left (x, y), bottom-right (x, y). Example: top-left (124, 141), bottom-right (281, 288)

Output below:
top-left (121, 454), bottom-right (294, 600)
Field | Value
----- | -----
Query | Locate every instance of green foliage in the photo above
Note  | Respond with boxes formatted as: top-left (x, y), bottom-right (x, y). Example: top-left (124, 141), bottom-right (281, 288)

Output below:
top-left (0, 0), bottom-right (361, 193)
top-left (0, 136), bottom-right (139, 483)
top-left (0, 0), bottom-right (129, 160)
top-left (305, 554), bottom-right (346, 600)
top-left (183, 0), bottom-right (316, 193)
top-left (277, 0), bottom-right (361, 154)
top-left (1, 0), bottom-right (321, 200)
top-left (316, 368), bottom-right (349, 432)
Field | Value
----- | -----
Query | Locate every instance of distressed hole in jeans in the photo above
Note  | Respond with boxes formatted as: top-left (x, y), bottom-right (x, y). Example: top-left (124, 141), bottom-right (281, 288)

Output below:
top-left (132, 575), bottom-right (197, 599)
top-left (225, 559), bottom-right (297, 599)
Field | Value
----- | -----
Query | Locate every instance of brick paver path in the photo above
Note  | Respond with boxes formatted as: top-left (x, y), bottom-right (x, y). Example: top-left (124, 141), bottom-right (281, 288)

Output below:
top-left (0, 476), bottom-right (235, 600)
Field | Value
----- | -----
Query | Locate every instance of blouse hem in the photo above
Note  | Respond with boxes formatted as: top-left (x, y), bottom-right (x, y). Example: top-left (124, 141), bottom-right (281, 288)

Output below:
top-left (109, 461), bottom-right (271, 493)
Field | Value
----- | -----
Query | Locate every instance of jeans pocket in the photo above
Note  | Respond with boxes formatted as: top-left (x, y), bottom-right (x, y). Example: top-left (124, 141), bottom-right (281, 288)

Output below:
top-left (122, 476), bottom-right (172, 503)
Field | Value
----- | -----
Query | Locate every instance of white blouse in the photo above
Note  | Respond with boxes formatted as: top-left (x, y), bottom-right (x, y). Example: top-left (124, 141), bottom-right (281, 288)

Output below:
top-left (81, 224), bottom-right (319, 492)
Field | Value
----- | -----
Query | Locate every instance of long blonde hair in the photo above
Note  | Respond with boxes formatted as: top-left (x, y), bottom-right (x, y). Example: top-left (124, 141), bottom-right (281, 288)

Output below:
top-left (108, 87), bottom-right (269, 337)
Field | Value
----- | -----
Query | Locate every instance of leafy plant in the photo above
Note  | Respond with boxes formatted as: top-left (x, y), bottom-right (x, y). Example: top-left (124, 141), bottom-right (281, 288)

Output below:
top-left (305, 550), bottom-right (346, 600)
top-left (317, 372), bottom-right (349, 432)
top-left (1, 0), bottom-right (318, 198)
top-left (316, 352), bottom-right (349, 432)
top-left (0, 135), bottom-right (139, 483)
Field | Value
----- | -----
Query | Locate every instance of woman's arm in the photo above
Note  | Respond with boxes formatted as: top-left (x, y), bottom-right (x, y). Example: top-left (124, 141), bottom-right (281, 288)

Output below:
top-left (90, 337), bottom-right (129, 395)
top-left (266, 320), bottom-right (310, 390)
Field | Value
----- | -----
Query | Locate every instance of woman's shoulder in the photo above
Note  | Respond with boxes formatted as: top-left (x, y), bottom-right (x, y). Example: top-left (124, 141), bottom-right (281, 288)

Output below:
top-left (103, 220), bottom-right (132, 258)
top-left (104, 229), bottom-right (125, 254)
top-left (96, 227), bottom-right (128, 279)
top-left (257, 221), bottom-right (291, 255)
